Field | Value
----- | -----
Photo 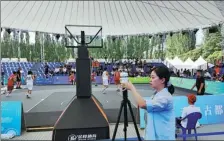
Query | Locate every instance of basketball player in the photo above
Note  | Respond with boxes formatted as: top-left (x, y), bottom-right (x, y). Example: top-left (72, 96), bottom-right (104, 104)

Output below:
top-left (16, 67), bottom-right (22, 89)
top-left (114, 68), bottom-right (121, 92)
top-left (6, 71), bottom-right (17, 97)
top-left (102, 68), bottom-right (109, 94)
top-left (91, 71), bottom-right (97, 86)
top-left (69, 71), bottom-right (75, 85)
top-left (26, 70), bottom-right (35, 98)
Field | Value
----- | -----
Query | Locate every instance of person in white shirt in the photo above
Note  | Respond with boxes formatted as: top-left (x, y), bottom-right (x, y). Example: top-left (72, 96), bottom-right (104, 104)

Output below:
top-left (63, 67), bottom-right (67, 73)
top-left (26, 70), bottom-right (35, 98)
top-left (54, 68), bottom-right (60, 73)
top-left (176, 94), bottom-right (201, 128)
top-left (102, 68), bottom-right (109, 94)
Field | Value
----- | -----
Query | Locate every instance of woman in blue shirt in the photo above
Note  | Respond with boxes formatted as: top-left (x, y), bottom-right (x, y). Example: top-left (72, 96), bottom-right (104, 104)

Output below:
top-left (123, 66), bottom-right (175, 140)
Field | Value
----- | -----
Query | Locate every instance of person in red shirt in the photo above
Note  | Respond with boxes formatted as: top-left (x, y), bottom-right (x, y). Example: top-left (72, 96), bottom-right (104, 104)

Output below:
top-left (91, 71), bottom-right (97, 86)
top-left (114, 68), bottom-right (121, 92)
top-left (6, 71), bottom-right (17, 97)
top-left (69, 71), bottom-right (75, 85)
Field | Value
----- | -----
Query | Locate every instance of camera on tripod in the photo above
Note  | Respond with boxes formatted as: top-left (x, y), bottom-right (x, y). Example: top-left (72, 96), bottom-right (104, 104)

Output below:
top-left (120, 70), bottom-right (129, 89)
top-left (112, 70), bottom-right (142, 141)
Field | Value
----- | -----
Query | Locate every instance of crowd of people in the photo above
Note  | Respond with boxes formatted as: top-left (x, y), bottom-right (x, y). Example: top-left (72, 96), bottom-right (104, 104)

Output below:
top-left (170, 64), bottom-right (224, 82)
top-left (2, 58), bottom-right (223, 98)
top-left (44, 63), bottom-right (75, 77)
top-left (91, 59), bottom-right (154, 77)
top-left (43, 59), bottom-right (155, 78)
top-left (42, 58), bottom-right (224, 84)
top-left (1, 59), bottom-right (220, 140)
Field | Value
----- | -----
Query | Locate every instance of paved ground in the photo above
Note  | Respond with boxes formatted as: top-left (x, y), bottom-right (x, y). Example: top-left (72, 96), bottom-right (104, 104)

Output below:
top-left (8, 123), bottom-right (224, 140)
top-left (1, 84), bottom-right (190, 112)
top-left (1, 84), bottom-right (224, 140)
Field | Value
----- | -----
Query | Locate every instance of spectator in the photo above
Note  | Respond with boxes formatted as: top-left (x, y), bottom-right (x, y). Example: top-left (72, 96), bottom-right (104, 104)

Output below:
top-left (191, 70), bottom-right (205, 96)
top-left (176, 94), bottom-right (201, 128)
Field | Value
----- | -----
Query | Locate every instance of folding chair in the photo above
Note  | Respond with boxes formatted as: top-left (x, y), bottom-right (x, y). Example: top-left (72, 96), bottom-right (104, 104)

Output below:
top-left (176, 112), bottom-right (202, 141)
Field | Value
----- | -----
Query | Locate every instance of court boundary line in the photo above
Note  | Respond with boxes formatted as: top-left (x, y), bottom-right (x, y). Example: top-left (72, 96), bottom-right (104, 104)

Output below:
top-left (26, 92), bottom-right (55, 113)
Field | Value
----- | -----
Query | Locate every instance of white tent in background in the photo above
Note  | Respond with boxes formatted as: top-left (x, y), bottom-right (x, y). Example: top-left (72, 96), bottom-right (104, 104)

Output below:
top-left (164, 58), bottom-right (173, 68)
top-left (170, 56), bottom-right (184, 69)
top-left (183, 58), bottom-right (194, 69)
top-left (164, 58), bottom-right (172, 64)
top-left (208, 63), bottom-right (215, 68)
top-left (192, 56), bottom-right (207, 70)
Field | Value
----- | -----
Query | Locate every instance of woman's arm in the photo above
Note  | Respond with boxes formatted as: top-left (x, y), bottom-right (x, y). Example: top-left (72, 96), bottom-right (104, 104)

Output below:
top-left (130, 88), bottom-right (146, 109)
top-left (145, 97), bottom-right (169, 112)
top-left (126, 82), bottom-right (169, 112)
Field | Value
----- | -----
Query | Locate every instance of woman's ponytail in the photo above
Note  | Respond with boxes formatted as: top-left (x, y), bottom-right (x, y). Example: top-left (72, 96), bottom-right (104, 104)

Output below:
top-left (168, 84), bottom-right (175, 95)
top-left (167, 81), bottom-right (175, 95)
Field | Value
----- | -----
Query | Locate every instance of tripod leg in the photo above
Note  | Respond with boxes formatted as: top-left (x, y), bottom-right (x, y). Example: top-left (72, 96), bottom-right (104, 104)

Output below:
top-left (112, 101), bottom-right (124, 141)
top-left (124, 100), bottom-right (128, 127)
top-left (124, 101), bottom-right (127, 141)
top-left (127, 100), bottom-right (142, 141)
top-left (124, 123), bottom-right (127, 141)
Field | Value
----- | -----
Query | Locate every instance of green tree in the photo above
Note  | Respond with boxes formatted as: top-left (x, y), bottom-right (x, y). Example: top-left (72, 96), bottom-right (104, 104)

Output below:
top-left (114, 37), bottom-right (123, 59)
top-left (34, 31), bottom-right (41, 61)
top-left (1, 30), bottom-right (11, 58)
top-left (180, 30), bottom-right (222, 63)
top-left (25, 31), bottom-right (31, 61)
top-left (165, 32), bottom-right (192, 59)
top-left (149, 36), bottom-right (156, 59)
top-left (127, 36), bottom-right (135, 59)
top-left (58, 35), bottom-right (67, 61)
top-left (12, 30), bottom-right (19, 58)
top-left (20, 31), bottom-right (26, 58)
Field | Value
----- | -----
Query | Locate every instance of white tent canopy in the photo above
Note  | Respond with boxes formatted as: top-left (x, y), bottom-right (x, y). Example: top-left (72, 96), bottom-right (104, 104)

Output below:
top-left (169, 56), bottom-right (184, 69)
top-left (192, 56), bottom-right (208, 69)
top-left (164, 58), bottom-right (172, 68)
top-left (1, 1), bottom-right (224, 35)
top-left (183, 58), bottom-right (195, 69)
top-left (170, 56), bottom-right (183, 65)
top-left (194, 56), bottom-right (207, 66)
top-left (166, 56), bottom-right (214, 70)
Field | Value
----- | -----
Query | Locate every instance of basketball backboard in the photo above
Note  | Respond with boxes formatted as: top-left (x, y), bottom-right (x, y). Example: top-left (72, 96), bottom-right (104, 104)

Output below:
top-left (65, 25), bottom-right (103, 48)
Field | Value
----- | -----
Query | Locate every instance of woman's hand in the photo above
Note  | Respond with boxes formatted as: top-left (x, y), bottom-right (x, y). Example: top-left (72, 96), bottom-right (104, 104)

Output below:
top-left (122, 81), bottom-right (136, 92)
top-left (122, 81), bottom-right (146, 108)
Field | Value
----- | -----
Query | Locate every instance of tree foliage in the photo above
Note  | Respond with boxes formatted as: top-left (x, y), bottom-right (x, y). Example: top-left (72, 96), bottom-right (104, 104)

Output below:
top-left (180, 31), bottom-right (222, 63)
top-left (1, 25), bottom-right (223, 63)
top-left (165, 32), bottom-right (193, 59)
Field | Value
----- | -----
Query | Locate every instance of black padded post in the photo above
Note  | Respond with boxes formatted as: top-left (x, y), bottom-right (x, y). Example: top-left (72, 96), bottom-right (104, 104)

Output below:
top-left (76, 31), bottom-right (91, 98)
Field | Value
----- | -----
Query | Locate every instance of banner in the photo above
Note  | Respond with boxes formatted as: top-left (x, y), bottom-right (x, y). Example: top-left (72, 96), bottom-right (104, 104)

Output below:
top-left (170, 77), bottom-right (224, 95)
top-left (30, 76), bottom-right (224, 95)
top-left (34, 77), bottom-right (54, 85)
top-left (53, 76), bottom-right (70, 85)
top-left (34, 76), bottom-right (115, 85)
top-left (1, 101), bottom-right (23, 136)
top-left (139, 95), bottom-right (224, 129)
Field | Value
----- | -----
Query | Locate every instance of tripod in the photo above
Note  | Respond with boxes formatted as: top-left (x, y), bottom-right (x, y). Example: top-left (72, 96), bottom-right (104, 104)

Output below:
top-left (112, 88), bottom-right (142, 141)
